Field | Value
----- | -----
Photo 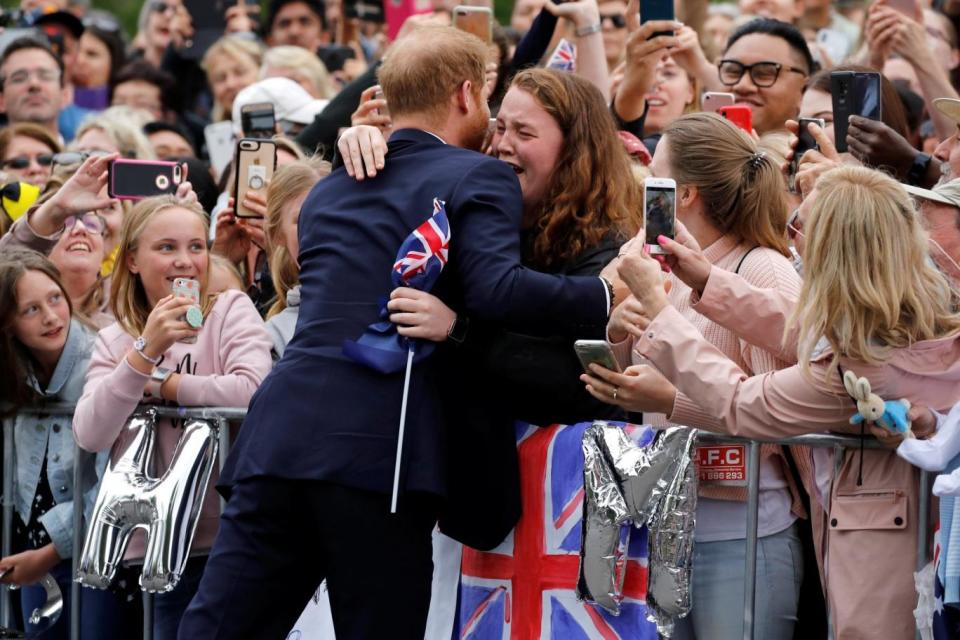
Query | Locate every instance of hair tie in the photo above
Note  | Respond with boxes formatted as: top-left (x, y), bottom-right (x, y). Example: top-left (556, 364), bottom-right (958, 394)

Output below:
top-left (748, 151), bottom-right (766, 171)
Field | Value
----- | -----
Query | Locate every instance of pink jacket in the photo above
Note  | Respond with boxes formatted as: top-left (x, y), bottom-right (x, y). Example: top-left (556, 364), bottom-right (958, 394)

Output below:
top-left (74, 289), bottom-right (272, 561)
top-left (634, 303), bottom-right (960, 640)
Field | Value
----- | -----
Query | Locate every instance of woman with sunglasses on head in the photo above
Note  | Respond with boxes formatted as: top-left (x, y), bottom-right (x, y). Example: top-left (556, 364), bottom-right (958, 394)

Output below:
top-left (0, 249), bottom-right (141, 639)
top-left (0, 124), bottom-right (62, 189)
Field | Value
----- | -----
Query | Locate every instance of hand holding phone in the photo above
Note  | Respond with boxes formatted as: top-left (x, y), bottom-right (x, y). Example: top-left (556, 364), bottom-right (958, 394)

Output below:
top-left (830, 71), bottom-right (881, 152)
top-left (644, 177), bottom-right (677, 255)
top-left (790, 117), bottom-right (825, 192)
top-left (574, 340), bottom-right (622, 374)
top-left (108, 160), bottom-right (183, 201)
top-left (172, 277), bottom-right (202, 343)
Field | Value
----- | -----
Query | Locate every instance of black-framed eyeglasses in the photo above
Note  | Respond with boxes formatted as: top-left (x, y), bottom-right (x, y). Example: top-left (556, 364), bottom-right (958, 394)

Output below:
top-left (1, 154), bottom-right (54, 170)
top-left (787, 208), bottom-right (804, 240)
top-left (63, 212), bottom-right (107, 236)
top-left (600, 13), bottom-right (627, 28)
top-left (718, 60), bottom-right (808, 88)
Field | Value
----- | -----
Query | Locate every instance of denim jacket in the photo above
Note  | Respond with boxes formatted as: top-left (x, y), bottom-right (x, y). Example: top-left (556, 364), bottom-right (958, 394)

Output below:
top-left (11, 319), bottom-right (107, 558)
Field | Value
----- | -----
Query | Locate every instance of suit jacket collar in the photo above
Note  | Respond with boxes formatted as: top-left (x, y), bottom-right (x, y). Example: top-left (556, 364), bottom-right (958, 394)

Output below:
top-left (389, 128), bottom-right (448, 147)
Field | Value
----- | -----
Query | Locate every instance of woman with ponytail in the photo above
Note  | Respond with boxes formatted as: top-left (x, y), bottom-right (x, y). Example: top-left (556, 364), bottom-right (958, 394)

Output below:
top-left (593, 112), bottom-right (806, 639)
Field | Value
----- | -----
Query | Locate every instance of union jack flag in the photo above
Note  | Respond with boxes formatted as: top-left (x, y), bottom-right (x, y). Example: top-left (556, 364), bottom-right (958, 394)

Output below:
top-left (456, 422), bottom-right (658, 640)
top-left (392, 198), bottom-right (450, 289)
top-left (546, 39), bottom-right (577, 72)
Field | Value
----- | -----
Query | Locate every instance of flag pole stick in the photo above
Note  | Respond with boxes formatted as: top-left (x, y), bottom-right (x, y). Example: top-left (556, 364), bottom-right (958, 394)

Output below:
top-left (390, 346), bottom-right (416, 513)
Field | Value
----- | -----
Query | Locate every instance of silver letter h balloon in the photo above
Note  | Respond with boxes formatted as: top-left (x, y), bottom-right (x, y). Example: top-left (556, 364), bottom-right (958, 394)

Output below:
top-left (76, 408), bottom-right (219, 593)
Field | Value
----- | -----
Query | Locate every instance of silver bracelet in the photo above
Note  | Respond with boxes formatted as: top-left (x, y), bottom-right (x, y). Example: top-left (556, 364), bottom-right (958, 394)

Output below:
top-left (575, 22), bottom-right (603, 37)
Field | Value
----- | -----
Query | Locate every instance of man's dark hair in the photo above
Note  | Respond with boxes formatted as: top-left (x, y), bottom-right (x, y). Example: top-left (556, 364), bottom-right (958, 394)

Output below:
top-left (724, 18), bottom-right (816, 76)
top-left (0, 37), bottom-right (65, 92)
top-left (109, 59), bottom-right (180, 114)
top-left (265, 0), bottom-right (327, 35)
top-left (143, 121), bottom-right (197, 155)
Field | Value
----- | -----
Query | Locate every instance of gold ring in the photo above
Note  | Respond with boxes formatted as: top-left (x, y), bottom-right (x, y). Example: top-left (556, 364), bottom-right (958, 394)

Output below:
top-left (613, 387), bottom-right (619, 401)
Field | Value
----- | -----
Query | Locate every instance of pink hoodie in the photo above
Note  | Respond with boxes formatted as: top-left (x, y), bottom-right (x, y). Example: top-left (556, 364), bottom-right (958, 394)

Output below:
top-left (74, 289), bottom-right (272, 560)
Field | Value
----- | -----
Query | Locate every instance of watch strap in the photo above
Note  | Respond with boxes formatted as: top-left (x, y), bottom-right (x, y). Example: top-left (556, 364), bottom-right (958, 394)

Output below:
top-left (134, 336), bottom-right (161, 365)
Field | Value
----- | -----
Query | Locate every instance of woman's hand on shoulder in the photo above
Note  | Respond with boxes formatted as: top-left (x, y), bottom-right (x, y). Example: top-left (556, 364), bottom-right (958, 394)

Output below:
top-left (338, 125), bottom-right (388, 181)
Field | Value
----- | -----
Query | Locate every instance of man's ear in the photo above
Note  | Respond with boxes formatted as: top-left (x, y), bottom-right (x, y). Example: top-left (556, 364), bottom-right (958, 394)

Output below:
top-left (455, 80), bottom-right (474, 114)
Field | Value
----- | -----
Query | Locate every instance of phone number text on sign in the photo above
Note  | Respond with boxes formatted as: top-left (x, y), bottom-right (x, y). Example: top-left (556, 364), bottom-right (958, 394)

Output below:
top-left (695, 445), bottom-right (747, 484)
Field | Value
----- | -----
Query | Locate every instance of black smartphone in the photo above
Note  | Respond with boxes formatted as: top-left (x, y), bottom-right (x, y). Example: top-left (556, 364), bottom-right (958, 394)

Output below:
top-left (108, 160), bottom-right (183, 200)
top-left (240, 102), bottom-right (276, 139)
top-left (181, 0), bottom-right (229, 60)
top-left (318, 45), bottom-right (356, 73)
top-left (640, 0), bottom-right (674, 38)
top-left (830, 71), bottom-right (881, 153)
top-left (790, 117), bottom-right (825, 192)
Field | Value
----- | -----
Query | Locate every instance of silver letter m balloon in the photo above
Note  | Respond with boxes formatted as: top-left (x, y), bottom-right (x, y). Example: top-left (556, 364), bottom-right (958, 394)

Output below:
top-left (76, 408), bottom-right (219, 593)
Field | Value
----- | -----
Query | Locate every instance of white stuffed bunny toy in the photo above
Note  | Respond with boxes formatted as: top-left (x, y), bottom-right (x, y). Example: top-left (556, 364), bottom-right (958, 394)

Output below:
top-left (842, 370), bottom-right (913, 437)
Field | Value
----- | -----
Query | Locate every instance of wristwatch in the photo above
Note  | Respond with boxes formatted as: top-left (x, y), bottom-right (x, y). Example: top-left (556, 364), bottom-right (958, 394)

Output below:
top-left (446, 315), bottom-right (470, 346)
top-left (145, 366), bottom-right (172, 399)
top-left (133, 336), bottom-right (161, 365)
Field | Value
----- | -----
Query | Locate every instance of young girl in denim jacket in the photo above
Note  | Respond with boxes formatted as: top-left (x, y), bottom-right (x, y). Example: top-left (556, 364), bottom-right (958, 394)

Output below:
top-left (0, 248), bottom-right (137, 639)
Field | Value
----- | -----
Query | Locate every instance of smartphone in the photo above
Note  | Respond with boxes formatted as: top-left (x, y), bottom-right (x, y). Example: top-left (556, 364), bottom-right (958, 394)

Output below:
top-left (639, 0), bottom-right (674, 38)
top-left (233, 138), bottom-right (276, 218)
top-left (318, 45), bottom-right (357, 73)
top-left (172, 277), bottom-right (201, 343)
top-left (453, 6), bottom-right (493, 44)
top-left (830, 70), bottom-right (881, 152)
top-left (701, 91), bottom-right (735, 114)
top-left (574, 340), bottom-right (622, 374)
top-left (240, 102), bottom-right (276, 139)
top-left (719, 105), bottom-right (753, 133)
top-left (789, 117), bottom-right (825, 192)
top-left (108, 160), bottom-right (183, 201)
top-left (182, 0), bottom-right (228, 60)
top-left (643, 177), bottom-right (676, 255)
top-left (204, 120), bottom-right (235, 182)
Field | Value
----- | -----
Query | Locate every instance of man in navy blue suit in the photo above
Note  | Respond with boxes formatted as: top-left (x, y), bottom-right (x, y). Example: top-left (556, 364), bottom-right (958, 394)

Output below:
top-left (179, 26), bottom-right (615, 639)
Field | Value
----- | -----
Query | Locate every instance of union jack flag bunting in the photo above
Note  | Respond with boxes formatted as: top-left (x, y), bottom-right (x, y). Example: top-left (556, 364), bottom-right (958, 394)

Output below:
top-left (456, 422), bottom-right (658, 640)
top-left (546, 39), bottom-right (577, 72)
top-left (342, 198), bottom-right (451, 373)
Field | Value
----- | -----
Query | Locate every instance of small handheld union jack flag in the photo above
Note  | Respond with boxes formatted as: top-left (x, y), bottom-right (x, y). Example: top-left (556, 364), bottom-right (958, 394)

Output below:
top-left (546, 39), bottom-right (577, 72)
top-left (392, 198), bottom-right (450, 289)
top-left (343, 197), bottom-right (452, 374)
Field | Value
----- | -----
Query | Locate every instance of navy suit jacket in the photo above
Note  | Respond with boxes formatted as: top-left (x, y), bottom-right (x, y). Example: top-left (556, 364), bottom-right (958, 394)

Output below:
top-left (220, 129), bottom-right (608, 498)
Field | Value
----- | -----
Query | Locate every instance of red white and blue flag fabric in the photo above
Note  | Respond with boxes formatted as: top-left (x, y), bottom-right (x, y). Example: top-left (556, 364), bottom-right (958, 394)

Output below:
top-left (455, 422), bottom-right (658, 640)
top-left (546, 39), bottom-right (577, 72)
top-left (342, 198), bottom-right (450, 373)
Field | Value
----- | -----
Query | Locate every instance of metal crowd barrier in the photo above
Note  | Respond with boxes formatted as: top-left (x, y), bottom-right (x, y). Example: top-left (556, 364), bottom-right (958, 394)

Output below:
top-left (0, 407), bottom-right (932, 640)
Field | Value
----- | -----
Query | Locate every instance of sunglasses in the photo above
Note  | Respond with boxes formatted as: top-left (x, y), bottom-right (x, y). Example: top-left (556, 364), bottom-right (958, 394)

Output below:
top-left (600, 13), bottom-right (627, 28)
top-left (151, 1), bottom-right (178, 14)
top-left (64, 212), bottom-right (107, 236)
top-left (1, 154), bottom-right (55, 170)
top-left (51, 149), bottom-right (114, 169)
top-left (787, 208), bottom-right (804, 240)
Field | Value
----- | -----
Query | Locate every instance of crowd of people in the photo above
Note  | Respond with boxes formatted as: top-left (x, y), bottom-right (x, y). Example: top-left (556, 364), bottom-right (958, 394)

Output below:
top-left (0, 0), bottom-right (959, 638)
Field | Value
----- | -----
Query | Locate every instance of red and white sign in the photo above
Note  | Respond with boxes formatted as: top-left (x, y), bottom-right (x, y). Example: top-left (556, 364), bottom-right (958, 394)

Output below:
top-left (695, 445), bottom-right (747, 485)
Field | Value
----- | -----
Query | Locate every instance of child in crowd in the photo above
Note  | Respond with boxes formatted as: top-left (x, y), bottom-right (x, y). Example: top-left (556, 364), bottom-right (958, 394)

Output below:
top-left (0, 249), bottom-right (138, 639)
top-left (73, 195), bottom-right (271, 640)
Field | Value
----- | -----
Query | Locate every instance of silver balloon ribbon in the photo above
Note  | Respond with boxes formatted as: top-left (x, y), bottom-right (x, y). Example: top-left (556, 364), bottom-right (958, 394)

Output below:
top-left (76, 407), bottom-right (220, 593)
top-left (645, 428), bottom-right (698, 637)
top-left (576, 422), bottom-right (698, 631)
top-left (577, 426), bottom-right (631, 614)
